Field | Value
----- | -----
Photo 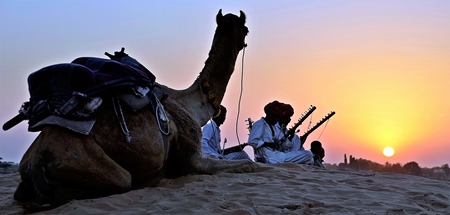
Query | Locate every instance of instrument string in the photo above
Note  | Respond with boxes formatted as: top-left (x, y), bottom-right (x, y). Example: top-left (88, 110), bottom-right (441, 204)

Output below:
top-left (316, 118), bottom-right (331, 140)
top-left (307, 112), bottom-right (314, 130)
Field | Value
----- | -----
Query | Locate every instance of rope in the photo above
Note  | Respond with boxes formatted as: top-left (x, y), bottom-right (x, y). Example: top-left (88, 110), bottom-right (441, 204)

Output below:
top-left (204, 44), bottom-right (246, 154)
top-left (112, 96), bottom-right (132, 143)
top-left (235, 45), bottom-right (246, 145)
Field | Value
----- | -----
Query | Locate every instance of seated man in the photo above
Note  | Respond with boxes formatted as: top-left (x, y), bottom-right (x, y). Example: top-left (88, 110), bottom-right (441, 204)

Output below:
top-left (201, 105), bottom-right (250, 160)
top-left (247, 100), bottom-right (281, 163)
top-left (310, 140), bottom-right (325, 168)
top-left (275, 103), bottom-right (314, 165)
top-left (278, 103), bottom-right (326, 168)
top-left (247, 101), bottom-right (313, 165)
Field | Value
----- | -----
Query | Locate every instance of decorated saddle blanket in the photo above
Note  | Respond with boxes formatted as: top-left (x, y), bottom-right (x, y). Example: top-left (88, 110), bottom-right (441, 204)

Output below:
top-left (4, 51), bottom-right (165, 135)
top-left (29, 56), bottom-right (155, 102)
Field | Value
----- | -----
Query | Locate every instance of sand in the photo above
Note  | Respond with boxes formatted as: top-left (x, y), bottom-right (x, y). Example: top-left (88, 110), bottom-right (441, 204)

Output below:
top-left (1, 163), bottom-right (449, 215)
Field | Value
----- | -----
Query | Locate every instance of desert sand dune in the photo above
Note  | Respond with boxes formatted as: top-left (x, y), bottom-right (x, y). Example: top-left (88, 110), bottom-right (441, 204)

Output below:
top-left (1, 162), bottom-right (449, 214)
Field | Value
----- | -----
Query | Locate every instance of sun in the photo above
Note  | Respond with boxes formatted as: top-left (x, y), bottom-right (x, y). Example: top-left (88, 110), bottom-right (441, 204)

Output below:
top-left (383, 147), bottom-right (395, 157)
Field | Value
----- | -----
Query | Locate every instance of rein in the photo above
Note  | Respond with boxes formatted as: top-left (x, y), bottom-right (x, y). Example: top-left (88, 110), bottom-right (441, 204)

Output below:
top-left (199, 44), bottom-right (247, 150)
top-left (235, 45), bottom-right (246, 145)
top-left (200, 43), bottom-right (247, 120)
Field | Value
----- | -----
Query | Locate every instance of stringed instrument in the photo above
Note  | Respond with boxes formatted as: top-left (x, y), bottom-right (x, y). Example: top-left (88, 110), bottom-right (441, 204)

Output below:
top-left (281, 105), bottom-right (316, 142)
top-left (300, 111), bottom-right (335, 145)
top-left (246, 117), bottom-right (254, 132)
top-left (222, 117), bottom-right (253, 155)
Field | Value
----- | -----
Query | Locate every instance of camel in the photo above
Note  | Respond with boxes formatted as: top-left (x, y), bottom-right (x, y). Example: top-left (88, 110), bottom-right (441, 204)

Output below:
top-left (13, 9), bottom-right (255, 210)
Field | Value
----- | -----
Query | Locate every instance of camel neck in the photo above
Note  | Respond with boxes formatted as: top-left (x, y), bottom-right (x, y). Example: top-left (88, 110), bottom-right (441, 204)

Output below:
top-left (160, 23), bottom-right (245, 127)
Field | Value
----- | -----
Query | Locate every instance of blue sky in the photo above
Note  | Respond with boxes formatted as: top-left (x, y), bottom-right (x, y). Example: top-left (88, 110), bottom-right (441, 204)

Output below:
top-left (1, 1), bottom-right (449, 167)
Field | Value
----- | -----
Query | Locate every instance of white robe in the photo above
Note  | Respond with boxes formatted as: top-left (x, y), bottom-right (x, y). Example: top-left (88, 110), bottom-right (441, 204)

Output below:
top-left (247, 118), bottom-right (286, 163)
top-left (275, 123), bottom-right (313, 164)
top-left (201, 120), bottom-right (250, 160)
top-left (248, 118), bottom-right (313, 164)
top-left (201, 120), bottom-right (224, 158)
top-left (274, 123), bottom-right (304, 151)
top-left (274, 123), bottom-right (294, 151)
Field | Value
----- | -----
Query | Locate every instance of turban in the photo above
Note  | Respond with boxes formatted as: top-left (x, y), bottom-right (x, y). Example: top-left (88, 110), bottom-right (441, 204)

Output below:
top-left (281, 103), bottom-right (294, 117)
top-left (264, 100), bottom-right (283, 116)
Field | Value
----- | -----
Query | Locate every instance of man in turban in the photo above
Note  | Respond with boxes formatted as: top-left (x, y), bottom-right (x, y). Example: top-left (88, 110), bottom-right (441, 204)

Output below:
top-left (201, 105), bottom-right (251, 160)
top-left (248, 101), bottom-right (314, 165)
top-left (247, 101), bottom-right (283, 162)
top-left (273, 103), bottom-right (317, 165)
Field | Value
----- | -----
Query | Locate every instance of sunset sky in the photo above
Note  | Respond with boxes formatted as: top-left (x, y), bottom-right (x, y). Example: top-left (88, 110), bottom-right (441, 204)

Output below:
top-left (1, 1), bottom-right (449, 168)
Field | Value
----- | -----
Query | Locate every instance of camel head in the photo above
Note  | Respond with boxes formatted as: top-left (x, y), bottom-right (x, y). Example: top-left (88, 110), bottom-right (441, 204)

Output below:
top-left (215, 9), bottom-right (248, 51)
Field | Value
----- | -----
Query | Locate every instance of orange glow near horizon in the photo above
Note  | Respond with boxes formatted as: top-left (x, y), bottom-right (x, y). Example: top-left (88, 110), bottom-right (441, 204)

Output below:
top-left (1, 2), bottom-right (449, 168)
top-left (224, 35), bottom-right (450, 167)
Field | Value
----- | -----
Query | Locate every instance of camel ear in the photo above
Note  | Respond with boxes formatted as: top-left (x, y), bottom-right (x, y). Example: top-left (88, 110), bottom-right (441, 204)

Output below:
top-left (239, 10), bottom-right (246, 24)
top-left (216, 9), bottom-right (223, 24)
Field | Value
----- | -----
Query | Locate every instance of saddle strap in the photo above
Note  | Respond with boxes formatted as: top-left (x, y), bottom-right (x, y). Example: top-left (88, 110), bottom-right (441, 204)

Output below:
top-left (112, 95), bottom-right (132, 143)
top-left (147, 87), bottom-right (170, 161)
top-left (111, 85), bottom-right (170, 160)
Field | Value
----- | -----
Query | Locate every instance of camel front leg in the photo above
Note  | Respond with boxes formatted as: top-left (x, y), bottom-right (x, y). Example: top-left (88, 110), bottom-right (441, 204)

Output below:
top-left (162, 101), bottom-right (256, 176)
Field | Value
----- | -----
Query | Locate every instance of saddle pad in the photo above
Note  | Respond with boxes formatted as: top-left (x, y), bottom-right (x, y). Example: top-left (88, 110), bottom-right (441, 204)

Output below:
top-left (71, 57), bottom-right (154, 96)
top-left (29, 115), bottom-right (96, 135)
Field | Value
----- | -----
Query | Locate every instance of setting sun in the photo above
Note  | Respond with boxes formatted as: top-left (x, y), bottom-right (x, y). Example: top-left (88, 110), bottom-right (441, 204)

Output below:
top-left (0, 1), bottom-right (449, 169)
top-left (383, 147), bottom-right (395, 157)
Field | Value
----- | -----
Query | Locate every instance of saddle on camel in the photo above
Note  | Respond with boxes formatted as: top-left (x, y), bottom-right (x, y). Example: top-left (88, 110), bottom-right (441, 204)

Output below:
top-left (4, 48), bottom-right (163, 138)
top-left (3, 9), bottom-right (255, 211)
